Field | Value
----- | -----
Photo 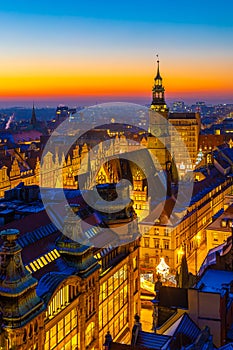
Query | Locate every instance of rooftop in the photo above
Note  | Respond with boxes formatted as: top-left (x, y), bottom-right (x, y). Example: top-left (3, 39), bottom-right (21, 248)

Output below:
top-left (196, 269), bottom-right (233, 294)
top-left (206, 204), bottom-right (233, 232)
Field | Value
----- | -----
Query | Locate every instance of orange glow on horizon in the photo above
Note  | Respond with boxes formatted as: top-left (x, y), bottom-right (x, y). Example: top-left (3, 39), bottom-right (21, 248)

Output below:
top-left (0, 72), bottom-right (232, 101)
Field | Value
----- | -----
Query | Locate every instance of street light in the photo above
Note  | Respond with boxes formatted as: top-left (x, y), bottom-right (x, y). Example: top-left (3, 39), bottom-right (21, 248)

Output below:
top-left (177, 245), bottom-right (184, 265)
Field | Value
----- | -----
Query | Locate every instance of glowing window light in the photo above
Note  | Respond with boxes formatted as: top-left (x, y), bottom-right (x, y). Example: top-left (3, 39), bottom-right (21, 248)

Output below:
top-left (36, 259), bottom-right (44, 268)
top-left (41, 256), bottom-right (48, 265)
top-left (54, 249), bottom-right (60, 257)
top-left (45, 254), bottom-right (52, 263)
top-left (33, 260), bottom-right (41, 270)
top-left (51, 250), bottom-right (57, 259)
top-left (47, 252), bottom-right (54, 261)
top-left (30, 262), bottom-right (37, 272)
top-left (25, 265), bottom-right (32, 273)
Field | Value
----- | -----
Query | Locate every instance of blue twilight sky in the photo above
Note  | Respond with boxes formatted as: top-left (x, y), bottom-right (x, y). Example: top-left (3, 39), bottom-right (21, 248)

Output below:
top-left (0, 1), bottom-right (232, 106)
top-left (0, 0), bottom-right (232, 26)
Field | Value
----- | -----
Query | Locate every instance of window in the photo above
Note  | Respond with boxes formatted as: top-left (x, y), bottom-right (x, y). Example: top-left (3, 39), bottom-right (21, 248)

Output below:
top-left (108, 299), bottom-right (114, 320)
top-left (163, 240), bottom-right (169, 250)
top-left (144, 238), bottom-right (150, 248)
top-left (154, 228), bottom-right (159, 235)
top-left (144, 253), bottom-right (149, 264)
top-left (50, 325), bottom-right (57, 349)
top-left (154, 239), bottom-right (160, 248)
top-left (45, 285), bottom-right (70, 319)
top-left (164, 228), bottom-right (170, 236)
top-left (135, 277), bottom-right (138, 293)
top-left (133, 257), bottom-right (137, 270)
top-left (85, 322), bottom-right (95, 347)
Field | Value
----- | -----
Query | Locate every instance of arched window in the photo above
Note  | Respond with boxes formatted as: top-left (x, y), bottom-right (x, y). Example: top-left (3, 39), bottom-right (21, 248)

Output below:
top-left (46, 285), bottom-right (70, 320)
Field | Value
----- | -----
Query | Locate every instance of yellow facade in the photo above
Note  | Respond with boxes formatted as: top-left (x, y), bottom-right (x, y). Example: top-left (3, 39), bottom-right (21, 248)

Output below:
top-left (168, 113), bottom-right (201, 173)
top-left (139, 176), bottom-right (233, 276)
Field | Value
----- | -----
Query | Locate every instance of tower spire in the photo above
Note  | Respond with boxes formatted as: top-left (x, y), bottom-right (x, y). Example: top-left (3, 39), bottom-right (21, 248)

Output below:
top-left (31, 101), bottom-right (37, 127)
top-left (150, 55), bottom-right (168, 114)
top-left (155, 54), bottom-right (162, 81)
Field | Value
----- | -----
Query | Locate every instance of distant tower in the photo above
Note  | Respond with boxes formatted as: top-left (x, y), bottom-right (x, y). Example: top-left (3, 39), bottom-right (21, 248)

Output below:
top-left (150, 55), bottom-right (169, 116)
top-left (31, 102), bottom-right (37, 127)
top-left (148, 55), bottom-right (170, 168)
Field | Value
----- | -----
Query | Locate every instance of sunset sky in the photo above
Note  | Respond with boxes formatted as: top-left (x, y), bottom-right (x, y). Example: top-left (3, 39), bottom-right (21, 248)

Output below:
top-left (0, 1), bottom-right (233, 106)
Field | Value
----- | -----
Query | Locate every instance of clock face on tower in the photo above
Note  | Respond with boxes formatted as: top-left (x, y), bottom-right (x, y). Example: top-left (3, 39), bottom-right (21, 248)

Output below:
top-left (151, 125), bottom-right (161, 137)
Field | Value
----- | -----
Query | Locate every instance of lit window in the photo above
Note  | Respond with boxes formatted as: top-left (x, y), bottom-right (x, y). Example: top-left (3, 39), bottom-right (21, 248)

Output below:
top-left (85, 322), bottom-right (95, 347)
top-left (48, 253), bottom-right (54, 260)
top-left (54, 249), bottom-right (60, 258)
top-left (36, 259), bottom-right (44, 268)
top-left (51, 251), bottom-right (58, 259)
top-left (41, 256), bottom-right (48, 265)
top-left (45, 254), bottom-right (52, 263)
top-left (30, 262), bottom-right (37, 272)
top-left (25, 265), bottom-right (32, 273)
top-left (144, 238), bottom-right (150, 248)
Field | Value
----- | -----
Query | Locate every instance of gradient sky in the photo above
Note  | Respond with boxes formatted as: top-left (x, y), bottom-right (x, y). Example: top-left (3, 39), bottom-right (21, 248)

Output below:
top-left (0, 1), bottom-right (233, 106)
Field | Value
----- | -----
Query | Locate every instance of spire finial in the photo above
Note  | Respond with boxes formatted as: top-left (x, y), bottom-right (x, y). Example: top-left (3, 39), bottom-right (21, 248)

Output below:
top-left (155, 53), bottom-right (161, 80)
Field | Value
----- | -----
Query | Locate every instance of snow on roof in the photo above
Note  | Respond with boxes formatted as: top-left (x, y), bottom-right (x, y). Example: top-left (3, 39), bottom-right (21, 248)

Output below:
top-left (196, 269), bottom-right (233, 294)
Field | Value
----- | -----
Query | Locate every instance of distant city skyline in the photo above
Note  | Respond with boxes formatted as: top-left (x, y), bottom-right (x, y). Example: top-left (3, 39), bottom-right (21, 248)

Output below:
top-left (0, 1), bottom-right (233, 104)
top-left (0, 97), bottom-right (232, 110)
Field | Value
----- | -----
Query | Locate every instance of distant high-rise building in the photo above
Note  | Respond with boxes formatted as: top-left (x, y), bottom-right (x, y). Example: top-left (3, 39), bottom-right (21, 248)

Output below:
top-left (168, 112), bottom-right (201, 171)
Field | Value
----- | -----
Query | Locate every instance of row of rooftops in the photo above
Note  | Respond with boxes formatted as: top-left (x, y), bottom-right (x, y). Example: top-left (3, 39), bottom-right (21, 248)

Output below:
top-left (141, 144), bottom-right (233, 228)
top-left (107, 312), bottom-right (222, 349)
top-left (107, 266), bottom-right (233, 349)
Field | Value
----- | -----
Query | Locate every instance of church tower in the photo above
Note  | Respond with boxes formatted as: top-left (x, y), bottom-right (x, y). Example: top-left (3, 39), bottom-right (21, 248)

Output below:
top-left (151, 56), bottom-right (169, 116)
top-left (148, 56), bottom-right (170, 169)
top-left (30, 102), bottom-right (37, 127)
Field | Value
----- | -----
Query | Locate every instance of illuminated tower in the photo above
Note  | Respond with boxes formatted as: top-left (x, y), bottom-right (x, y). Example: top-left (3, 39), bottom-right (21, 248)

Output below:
top-left (150, 56), bottom-right (169, 117)
top-left (148, 56), bottom-right (170, 168)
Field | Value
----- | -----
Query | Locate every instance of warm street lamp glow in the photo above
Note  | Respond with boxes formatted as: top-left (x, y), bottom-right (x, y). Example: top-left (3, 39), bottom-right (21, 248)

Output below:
top-left (177, 245), bottom-right (184, 262)
top-left (195, 233), bottom-right (201, 246)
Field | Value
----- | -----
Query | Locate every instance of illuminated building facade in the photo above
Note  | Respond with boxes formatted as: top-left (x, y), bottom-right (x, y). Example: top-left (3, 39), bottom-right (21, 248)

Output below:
top-left (139, 157), bottom-right (233, 276)
top-left (168, 112), bottom-right (201, 172)
top-left (0, 184), bottom-right (140, 350)
top-left (205, 204), bottom-right (233, 253)
top-left (130, 169), bottom-right (150, 222)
